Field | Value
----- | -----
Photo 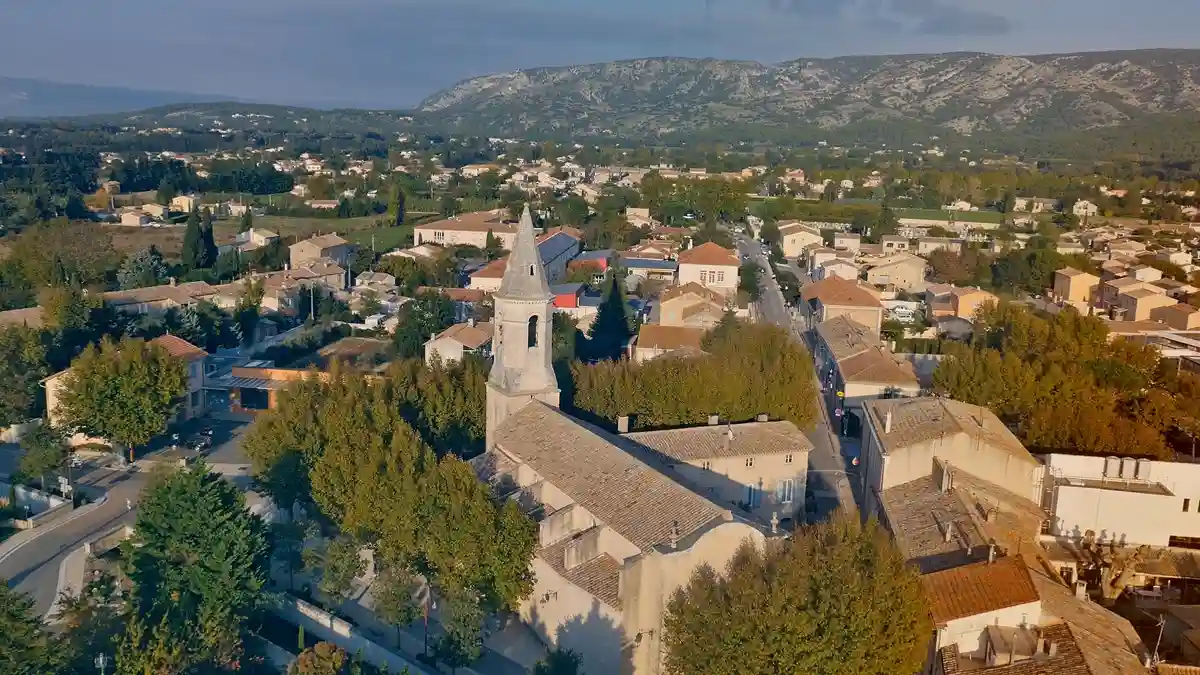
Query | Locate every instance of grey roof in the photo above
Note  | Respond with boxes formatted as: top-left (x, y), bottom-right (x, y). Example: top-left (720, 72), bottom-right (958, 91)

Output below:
top-left (879, 475), bottom-right (989, 573)
top-left (538, 231), bottom-right (580, 264)
top-left (491, 402), bottom-right (730, 551)
top-left (549, 282), bottom-right (585, 296)
top-left (815, 316), bottom-right (880, 361)
top-left (497, 205), bottom-right (552, 301)
top-left (863, 398), bottom-right (1035, 464)
top-left (620, 257), bottom-right (678, 271)
top-left (575, 249), bottom-right (614, 261)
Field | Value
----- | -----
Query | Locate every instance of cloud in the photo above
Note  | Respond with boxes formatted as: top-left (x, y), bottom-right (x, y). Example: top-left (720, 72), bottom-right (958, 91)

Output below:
top-left (765, 0), bottom-right (1013, 36)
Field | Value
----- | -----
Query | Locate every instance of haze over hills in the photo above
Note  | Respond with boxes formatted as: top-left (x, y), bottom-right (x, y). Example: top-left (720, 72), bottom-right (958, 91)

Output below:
top-left (0, 76), bottom-right (249, 119)
top-left (417, 49), bottom-right (1200, 144)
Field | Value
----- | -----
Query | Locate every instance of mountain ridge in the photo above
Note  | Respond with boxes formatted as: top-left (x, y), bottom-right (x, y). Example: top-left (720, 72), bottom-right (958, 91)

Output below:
top-left (0, 76), bottom-right (252, 119)
top-left (416, 49), bottom-right (1200, 144)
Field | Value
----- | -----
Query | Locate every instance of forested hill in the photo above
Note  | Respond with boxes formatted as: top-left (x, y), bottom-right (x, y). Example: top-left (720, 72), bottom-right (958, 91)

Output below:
top-left (418, 49), bottom-right (1200, 148)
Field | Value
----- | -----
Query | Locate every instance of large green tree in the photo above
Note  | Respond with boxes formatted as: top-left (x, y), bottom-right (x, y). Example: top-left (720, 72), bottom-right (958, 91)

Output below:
top-left (0, 325), bottom-right (48, 426)
top-left (0, 583), bottom-right (62, 675)
top-left (582, 273), bottom-right (632, 361)
top-left (181, 206), bottom-right (205, 270)
top-left (117, 246), bottom-right (169, 290)
top-left (56, 337), bottom-right (187, 456)
top-left (120, 463), bottom-right (270, 672)
top-left (664, 514), bottom-right (931, 675)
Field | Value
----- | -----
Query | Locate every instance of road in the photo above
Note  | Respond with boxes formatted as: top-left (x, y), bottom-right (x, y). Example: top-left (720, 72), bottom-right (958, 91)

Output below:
top-left (1, 419), bottom-right (252, 615)
top-left (735, 235), bottom-right (861, 519)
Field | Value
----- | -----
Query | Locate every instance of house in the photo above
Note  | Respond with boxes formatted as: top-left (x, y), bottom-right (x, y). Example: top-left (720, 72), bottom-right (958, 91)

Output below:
top-left (916, 237), bottom-right (963, 256)
top-left (676, 242), bottom-right (740, 296)
top-left (170, 194), bottom-right (199, 213)
top-left (1153, 278), bottom-right (1200, 300)
top-left (620, 257), bottom-right (678, 286)
top-left (384, 243), bottom-right (442, 261)
top-left (1100, 277), bottom-right (1161, 308)
top-left (778, 221), bottom-right (824, 258)
top-left (413, 210), bottom-right (519, 250)
top-left (812, 316), bottom-right (920, 433)
top-left (550, 283), bottom-right (586, 310)
top-left (806, 248), bottom-right (840, 277)
top-left (949, 287), bottom-right (998, 321)
top-left (120, 210), bottom-right (150, 227)
top-left (625, 206), bottom-right (658, 228)
top-left (863, 253), bottom-right (926, 293)
top-left (817, 259), bottom-right (860, 282)
top-left (631, 324), bottom-right (706, 362)
top-left (658, 283), bottom-right (734, 329)
top-left (567, 249), bottom-right (614, 281)
top-left (623, 239), bottom-right (680, 261)
top-left (354, 271), bottom-right (397, 289)
top-left (101, 179), bottom-right (121, 195)
top-left (1073, 200), bottom-right (1099, 218)
top-left (416, 287), bottom-right (486, 323)
top-left (923, 556), bottom-right (1043, 660)
top-left (1053, 268), bottom-right (1100, 306)
top-left (101, 280), bottom-right (222, 316)
top-left (1117, 288), bottom-right (1178, 321)
top-left (472, 207), bottom-right (773, 675)
top-left (1152, 304), bottom-right (1200, 330)
top-left (1129, 264), bottom-right (1165, 283)
top-left (45, 335), bottom-right (208, 445)
top-left (880, 235), bottom-right (911, 252)
top-left (469, 226), bottom-right (582, 291)
top-left (424, 320), bottom-right (493, 365)
top-left (1056, 239), bottom-right (1087, 255)
top-left (1014, 196), bottom-right (1057, 213)
top-left (289, 233), bottom-right (352, 269)
top-left (141, 203), bottom-right (168, 219)
top-left (150, 335), bottom-right (209, 422)
top-left (620, 418), bottom-right (812, 524)
top-left (832, 232), bottom-right (861, 252)
top-left (304, 199), bottom-right (340, 210)
top-left (800, 276), bottom-right (884, 333)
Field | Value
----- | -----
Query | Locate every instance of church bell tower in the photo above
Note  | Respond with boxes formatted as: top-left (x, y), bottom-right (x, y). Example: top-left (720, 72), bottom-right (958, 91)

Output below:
top-left (485, 205), bottom-right (560, 448)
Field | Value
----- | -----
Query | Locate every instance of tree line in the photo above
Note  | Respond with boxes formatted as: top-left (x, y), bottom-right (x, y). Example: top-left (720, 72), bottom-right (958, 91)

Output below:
top-left (934, 303), bottom-right (1200, 459)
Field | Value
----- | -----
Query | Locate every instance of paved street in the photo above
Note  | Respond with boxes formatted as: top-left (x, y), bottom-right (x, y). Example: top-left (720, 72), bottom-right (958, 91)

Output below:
top-left (735, 235), bottom-right (861, 519)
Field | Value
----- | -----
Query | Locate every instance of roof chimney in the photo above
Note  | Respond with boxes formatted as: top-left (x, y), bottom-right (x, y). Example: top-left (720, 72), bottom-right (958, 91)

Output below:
top-left (617, 415), bottom-right (630, 434)
top-left (987, 542), bottom-right (996, 564)
top-left (942, 521), bottom-right (954, 543)
top-left (708, 415), bottom-right (720, 426)
top-left (939, 461), bottom-right (954, 493)
top-left (169, 276), bottom-right (177, 287)
top-left (756, 413), bottom-right (769, 422)
top-left (884, 410), bottom-right (893, 434)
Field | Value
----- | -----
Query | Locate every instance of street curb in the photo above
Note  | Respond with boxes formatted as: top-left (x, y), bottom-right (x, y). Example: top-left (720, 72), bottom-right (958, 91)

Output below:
top-left (44, 544), bottom-right (88, 622)
top-left (0, 496), bottom-right (109, 565)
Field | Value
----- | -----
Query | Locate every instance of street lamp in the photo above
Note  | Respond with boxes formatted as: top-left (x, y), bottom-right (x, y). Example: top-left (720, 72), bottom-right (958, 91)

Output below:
top-left (94, 654), bottom-right (110, 675)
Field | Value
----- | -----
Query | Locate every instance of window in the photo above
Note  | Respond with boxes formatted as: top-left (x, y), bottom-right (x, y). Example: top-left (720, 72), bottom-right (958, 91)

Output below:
top-left (776, 479), bottom-right (795, 504)
top-left (529, 265), bottom-right (535, 276)
top-left (745, 457), bottom-right (754, 468)
top-left (528, 315), bottom-right (539, 348)
top-left (744, 484), bottom-right (762, 508)
top-left (1185, 499), bottom-right (1192, 512)
top-left (434, 231), bottom-right (445, 242)
top-left (716, 271), bottom-right (725, 282)
top-left (785, 454), bottom-right (793, 465)
top-left (701, 461), bottom-right (711, 471)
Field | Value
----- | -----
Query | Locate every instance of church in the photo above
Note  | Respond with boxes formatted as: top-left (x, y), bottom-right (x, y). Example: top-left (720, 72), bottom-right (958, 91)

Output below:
top-left (475, 206), bottom-right (809, 674)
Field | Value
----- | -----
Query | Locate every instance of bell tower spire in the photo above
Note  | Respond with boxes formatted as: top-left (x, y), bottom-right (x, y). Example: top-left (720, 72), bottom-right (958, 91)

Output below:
top-left (486, 204), bottom-right (560, 447)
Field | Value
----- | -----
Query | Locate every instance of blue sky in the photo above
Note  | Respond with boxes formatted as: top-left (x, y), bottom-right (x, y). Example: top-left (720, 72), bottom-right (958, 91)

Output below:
top-left (2, 0), bottom-right (1197, 108)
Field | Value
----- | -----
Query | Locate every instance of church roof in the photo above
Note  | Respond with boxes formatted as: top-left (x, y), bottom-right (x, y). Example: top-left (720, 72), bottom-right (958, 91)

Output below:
top-left (493, 402), bottom-right (730, 551)
top-left (497, 205), bottom-right (552, 301)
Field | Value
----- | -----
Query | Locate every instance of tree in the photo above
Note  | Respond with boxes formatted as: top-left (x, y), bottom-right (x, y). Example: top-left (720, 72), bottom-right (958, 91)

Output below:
top-left (56, 337), bottom-right (187, 457)
top-left (372, 565), bottom-right (421, 643)
top-left (484, 230), bottom-right (504, 260)
top-left (238, 209), bottom-right (254, 233)
top-left (440, 195), bottom-right (460, 218)
top-left (534, 649), bottom-right (582, 675)
top-left (199, 208), bottom-right (218, 268)
top-left (182, 206), bottom-right (206, 270)
top-left (0, 583), bottom-right (61, 675)
top-left (738, 262), bottom-right (762, 301)
top-left (19, 423), bottom-right (67, 489)
top-left (117, 246), bottom-right (169, 290)
top-left (393, 291), bottom-right (456, 358)
top-left (582, 273), bottom-right (632, 361)
top-left (389, 188), bottom-right (407, 227)
top-left (0, 325), bottom-right (48, 427)
top-left (434, 590), bottom-right (485, 672)
top-left (663, 514), bottom-right (931, 675)
top-left (290, 642), bottom-right (349, 675)
top-left (758, 220), bottom-right (781, 247)
top-left (156, 178), bottom-right (177, 205)
top-left (303, 536), bottom-right (367, 605)
top-left (121, 463), bottom-right (270, 672)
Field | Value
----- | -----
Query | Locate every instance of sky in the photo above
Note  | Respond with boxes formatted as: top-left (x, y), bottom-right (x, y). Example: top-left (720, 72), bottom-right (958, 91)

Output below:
top-left (2, 0), bottom-right (1198, 109)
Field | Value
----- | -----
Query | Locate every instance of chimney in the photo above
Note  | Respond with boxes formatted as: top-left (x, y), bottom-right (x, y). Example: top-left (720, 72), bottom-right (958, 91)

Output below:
top-left (987, 543), bottom-right (996, 564)
top-left (942, 521), bottom-right (954, 543)
top-left (770, 512), bottom-right (779, 535)
top-left (1074, 580), bottom-right (1088, 600)
top-left (707, 415), bottom-right (720, 426)
top-left (467, 317), bottom-right (475, 328)
top-left (169, 276), bottom-right (177, 287)
top-left (617, 416), bottom-right (630, 434)
top-left (669, 521), bottom-right (680, 550)
top-left (884, 410), bottom-right (893, 434)
top-left (756, 413), bottom-right (769, 422)
top-left (939, 461), bottom-right (954, 493)
top-left (1046, 642), bottom-right (1058, 658)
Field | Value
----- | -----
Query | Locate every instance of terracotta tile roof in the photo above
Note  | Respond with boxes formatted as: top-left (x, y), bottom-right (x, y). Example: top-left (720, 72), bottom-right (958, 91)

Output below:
top-left (542, 226), bottom-right (584, 240)
top-left (471, 257), bottom-right (509, 279)
top-left (624, 420), bottom-right (812, 462)
top-left (838, 349), bottom-right (919, 386)
top-left (0, 306), bottom-right (45, 329)
top-left (800, 276), bottom-right (882, 308)
top-left (1158, 665), bottom-right (1200, 675)
top-left (635, 324), bottom-right (706, 354)
top-left (660, 282), bottom-right (727, 306)
top-left (414, 210), bottom-right (516, 234)
top-left (1057, 267), bottom-right (1098, 279)
top-left (863, 398), bottom-right (1036, 466)
top-left (151, 334), bottom-right (207, 361)
top-left (102, 281), bottom-right (217, 307)
top-left (922, 555), bottom-right (1039, 626)
top-left (491, 402), bottom-right (729, 551)
top-left (677, 242), bottom-right (738, 267)
top-left (432, 321), bottom-right (493, 349)
top-left (938, 624), bottom-right (1103, 675)
top-left (538, 532), bottom-right (623, 609)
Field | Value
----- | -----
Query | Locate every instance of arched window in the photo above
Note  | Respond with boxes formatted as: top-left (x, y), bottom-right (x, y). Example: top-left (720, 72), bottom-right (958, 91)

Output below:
top-left (529, 265), bottom-right (536, 276)
top-left (528, 315), bottom-right (539, 348)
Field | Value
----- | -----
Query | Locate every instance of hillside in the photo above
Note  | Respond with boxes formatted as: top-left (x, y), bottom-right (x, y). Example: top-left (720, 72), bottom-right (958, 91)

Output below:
top-left (418, 49), bottom-right (1200, 145)
top-left (0, 77), bottom-right (238, 118)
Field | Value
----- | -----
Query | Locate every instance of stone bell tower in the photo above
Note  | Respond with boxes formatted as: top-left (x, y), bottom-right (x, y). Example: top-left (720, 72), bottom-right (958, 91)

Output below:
top-left (485, 204), bottom-right (560, 448)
